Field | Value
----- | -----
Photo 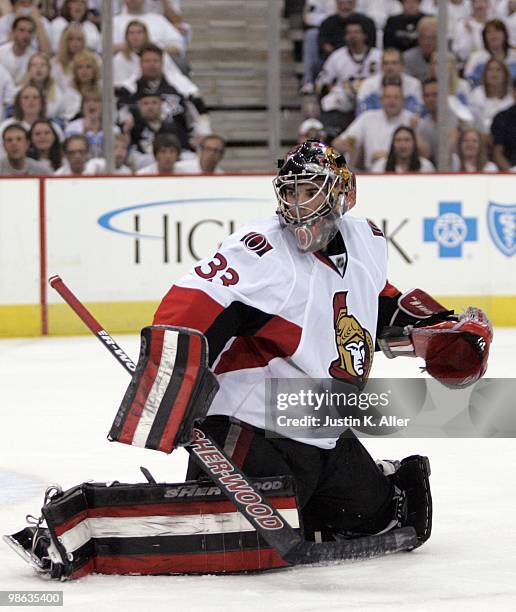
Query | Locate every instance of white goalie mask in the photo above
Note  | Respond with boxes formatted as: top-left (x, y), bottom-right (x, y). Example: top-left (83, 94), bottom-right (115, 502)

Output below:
top-left (273, 140), bottom-right (356, 252)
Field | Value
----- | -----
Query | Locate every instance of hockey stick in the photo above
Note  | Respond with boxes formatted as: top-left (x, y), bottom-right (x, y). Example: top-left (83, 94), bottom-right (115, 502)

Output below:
top-left (48, 275), bottom-right (417, 564)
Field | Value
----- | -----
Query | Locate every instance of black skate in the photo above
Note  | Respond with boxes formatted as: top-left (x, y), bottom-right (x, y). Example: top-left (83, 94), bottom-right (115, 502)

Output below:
top-left (3, 485), bottom-right (65, 579)
top-left (389, 455), bottom-right (432, 547)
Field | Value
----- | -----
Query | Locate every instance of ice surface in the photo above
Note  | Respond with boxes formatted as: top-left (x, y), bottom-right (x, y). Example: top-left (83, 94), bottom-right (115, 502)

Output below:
top-left (1, 330), bottom-right (515, 611)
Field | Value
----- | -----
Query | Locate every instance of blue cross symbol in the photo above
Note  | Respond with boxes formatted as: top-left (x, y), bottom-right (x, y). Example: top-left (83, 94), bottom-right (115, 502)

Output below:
top-left (424, 202), bottom-right (477, 258)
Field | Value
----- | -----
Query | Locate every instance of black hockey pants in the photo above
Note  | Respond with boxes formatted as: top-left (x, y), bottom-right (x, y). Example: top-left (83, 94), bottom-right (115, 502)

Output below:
top-left (186, 415), bottom-right (395, 540)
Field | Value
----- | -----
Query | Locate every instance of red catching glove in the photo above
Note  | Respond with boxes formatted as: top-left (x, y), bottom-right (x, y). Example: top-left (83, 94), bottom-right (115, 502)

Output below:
top-left (378, 289), bottom-right (493, 389)
top-left (410, 307), bottom-right (492, 389)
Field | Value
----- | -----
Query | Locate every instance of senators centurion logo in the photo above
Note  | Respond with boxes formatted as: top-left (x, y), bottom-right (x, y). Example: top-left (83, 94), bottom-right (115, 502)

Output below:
top-left (240, 232), bottom-right (274, 257)
top-left (328, 292), bottom-right (374, 384)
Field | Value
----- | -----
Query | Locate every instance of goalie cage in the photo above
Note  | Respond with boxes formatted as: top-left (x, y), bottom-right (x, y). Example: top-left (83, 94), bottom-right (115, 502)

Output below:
top-left (4, 476), bottom-right (300, 579)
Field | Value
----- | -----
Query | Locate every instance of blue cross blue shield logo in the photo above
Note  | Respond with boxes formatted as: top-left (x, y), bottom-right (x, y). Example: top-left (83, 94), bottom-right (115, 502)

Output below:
top-left (424, 202), bottom-right (477, 257)
top-left (487, 203), bottom-right (516, 257)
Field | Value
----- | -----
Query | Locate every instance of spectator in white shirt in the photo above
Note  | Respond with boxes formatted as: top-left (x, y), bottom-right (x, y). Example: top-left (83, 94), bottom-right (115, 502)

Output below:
top-left (507, 0), bottom-right (516, 46)
top-left (22, 52), bottom-right (77, 123)
top-left (28, 118), bottom-right (63, 172)
top-left (0, 63), bottom-right (16, 121)
top-left (464, 19), bottom-right (516, 87)
top-left (429, 51), bottom-right (472, 113)
top-left (0, 0), bottom-right (51, 53)
top-left (415, 77), bottom-right (460, 165)
top-left (113, 0), bottom-right (185, 58)
top-left (0, 84), bottom-right (49, 143)
top-left (420, 0), bottom-right (471, 40)
top-left (50, 0), bottom-right (101, 54)
top-left (0, 16), bottom-right (38, 84)
top-left (65, 87), bottom-right (119, 158)
top-left (113, 19), bottom-right (198, 99)
top-left (0, 122), bottom-right (50, 175)
top-left (333, 82), bottom-right (417, 170)
top-left (357, 47), bottom-right (423, 114)
top-left (54, 133), bottom-right (104, 175)
top-left (470, 57), bottom-right (513, 133)
top-left (51, 23), bottom-right (88, 91)
top-left (65, 49), bottom-right (102, 114)
top-left (137, 132), bottom-right (181, 174)
top-left (175, 134), bottom-right (226, 174)
top-left (316, 18), bottom-right (381, 94)
top-left (453, 0), bottom-right (491, 65)
top-left (371, 125), bottom-right (435, 172)
top-left (451, 126), bottom-right (499, 171)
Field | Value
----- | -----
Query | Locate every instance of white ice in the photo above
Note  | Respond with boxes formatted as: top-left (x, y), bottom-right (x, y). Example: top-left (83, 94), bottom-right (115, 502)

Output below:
top-left (1, 330), bottom-right (515, 611)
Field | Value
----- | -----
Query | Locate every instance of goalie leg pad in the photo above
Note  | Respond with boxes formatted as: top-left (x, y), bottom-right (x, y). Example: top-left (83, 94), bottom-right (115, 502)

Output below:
top-left (5, 478), bottom-right (300, 579)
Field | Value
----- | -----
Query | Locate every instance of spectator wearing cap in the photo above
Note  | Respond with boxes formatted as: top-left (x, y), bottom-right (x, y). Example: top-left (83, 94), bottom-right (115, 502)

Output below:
top-left (0, 1), bottom-right (51, 53)
top-left (402, 16), bottom-right (437, 82)
top-left (175, 134), bottom-right (226, 174)
top-left (117, 43), bottom-right (200, 151)
top-left (383, 0), bottom-right (427, 53)
top-left (297, 118), bottom-right (326, 143)
top-left (126, 89), bottom-right (184, 169)
top-left (136, 132), bottom-right (181, 174)
top-left (491, 76), bottom-right (516, 170)
top-left (0, 122), bottom-right (50, 175)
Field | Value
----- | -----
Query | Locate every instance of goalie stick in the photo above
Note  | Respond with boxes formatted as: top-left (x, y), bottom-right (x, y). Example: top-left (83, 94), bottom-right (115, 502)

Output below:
top-left (48, 274), bottom-right (417, 565)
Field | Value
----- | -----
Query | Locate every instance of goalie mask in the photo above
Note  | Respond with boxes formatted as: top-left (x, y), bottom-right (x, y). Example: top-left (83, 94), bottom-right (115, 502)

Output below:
top-left (273, 139), bottom-right (356, 252)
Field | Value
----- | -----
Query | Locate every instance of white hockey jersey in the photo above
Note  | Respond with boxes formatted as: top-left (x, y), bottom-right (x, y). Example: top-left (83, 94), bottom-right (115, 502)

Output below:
top-left (154, 214), bottom-right (388, 449)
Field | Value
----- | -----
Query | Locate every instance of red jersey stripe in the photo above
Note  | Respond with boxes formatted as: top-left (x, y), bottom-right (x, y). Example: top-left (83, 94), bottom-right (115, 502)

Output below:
top-left (214, 315), bottom-right (301, 375)
top-left (153, 286), bottom-right (225, 332)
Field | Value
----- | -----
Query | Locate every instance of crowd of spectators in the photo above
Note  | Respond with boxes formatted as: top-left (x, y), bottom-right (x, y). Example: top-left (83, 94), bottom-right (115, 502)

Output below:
top-left (1, 0), bottom-right (516, 175)
top-left (0, 0), bottom-right (226, 176)
top-left (296, 0), bottom-right (516, 173)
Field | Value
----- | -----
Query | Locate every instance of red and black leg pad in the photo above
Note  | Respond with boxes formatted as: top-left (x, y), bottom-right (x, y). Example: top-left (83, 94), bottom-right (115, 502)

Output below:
top-left (108, 326), bottom-right (219, 453)
top-left (390, 455), bottom-right (432, 547)
top-left (9, 477), bottom-right (300, 579)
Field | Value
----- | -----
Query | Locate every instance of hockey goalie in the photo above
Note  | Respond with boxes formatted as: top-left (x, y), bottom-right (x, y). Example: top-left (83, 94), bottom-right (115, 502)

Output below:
top-left (5, 140), bottom-right (492, 578)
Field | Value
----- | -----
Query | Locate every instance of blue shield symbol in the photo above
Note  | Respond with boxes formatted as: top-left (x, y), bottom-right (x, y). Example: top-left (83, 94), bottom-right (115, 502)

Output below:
top-left (487, 203), bottom-right (516, 257)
